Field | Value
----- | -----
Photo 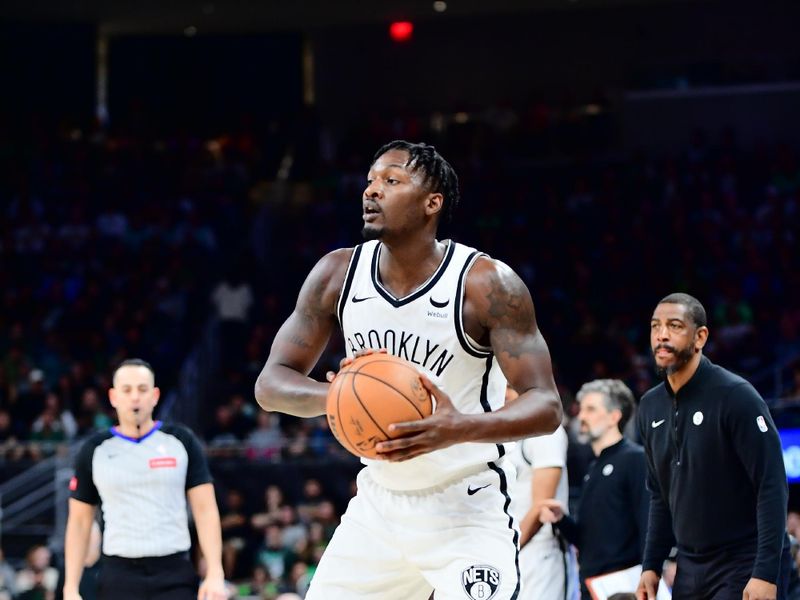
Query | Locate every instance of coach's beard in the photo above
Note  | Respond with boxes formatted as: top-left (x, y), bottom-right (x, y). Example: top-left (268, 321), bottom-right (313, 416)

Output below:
top-left (653, 344), bottom-right (695, 378)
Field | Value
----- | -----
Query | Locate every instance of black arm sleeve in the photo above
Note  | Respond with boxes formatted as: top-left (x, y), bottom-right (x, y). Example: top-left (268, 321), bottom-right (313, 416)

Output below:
top-left (627, 450), bottom-right (652, 562)
top-left (170, 424), bottom-right (213, 490)
top-left (638, 411), bottom-right (674, 574)
top-left (553, 514), bottom-right (580, 549)
top-left (727, 383), bottom-right (788, 583)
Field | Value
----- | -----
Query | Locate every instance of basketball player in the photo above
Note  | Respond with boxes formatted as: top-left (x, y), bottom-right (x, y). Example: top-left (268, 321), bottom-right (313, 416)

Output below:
top-left (255, 140), bottom-right (562, 599)
top-left (508, 386), bottom-right (579, 600)
top-left (63, 359), bottom-right (227, 600)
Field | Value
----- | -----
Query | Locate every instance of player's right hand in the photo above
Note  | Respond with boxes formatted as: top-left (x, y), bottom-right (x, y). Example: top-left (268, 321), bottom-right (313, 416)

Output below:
top-left (636, 570), bottom-right (660, 600)
top-left (537, 498), bottom-right (565, 523)
top-left (63, 591), bottom-right (83, 600)
top-left (325, 348), bottom-right (387, 382)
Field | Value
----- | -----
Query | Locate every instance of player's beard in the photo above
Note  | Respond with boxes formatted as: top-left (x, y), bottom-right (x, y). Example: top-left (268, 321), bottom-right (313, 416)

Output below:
top-left (361, 225), bottom-right (383, 241)
top-left (653, 343), bottom-right (695, 378)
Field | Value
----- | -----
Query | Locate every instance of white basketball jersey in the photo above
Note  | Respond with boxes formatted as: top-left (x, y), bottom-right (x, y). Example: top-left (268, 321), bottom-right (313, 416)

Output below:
top-left (337, 239), bottom-right (508, 491)
top-left (510, 426), bottom-right (569, 545)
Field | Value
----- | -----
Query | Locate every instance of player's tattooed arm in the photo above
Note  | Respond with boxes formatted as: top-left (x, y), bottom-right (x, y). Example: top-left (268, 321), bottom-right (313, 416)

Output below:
top-left (482, 265), bottom-right (538, 360)
top-left (255, 248), bottom-right (352, 417)
top-left (289, 273), bottom-right (332, 350)
top-left (465, 258), bottom-right (562, 439)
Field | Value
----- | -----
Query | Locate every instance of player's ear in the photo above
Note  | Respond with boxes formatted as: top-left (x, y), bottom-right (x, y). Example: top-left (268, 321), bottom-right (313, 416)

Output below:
top-left (425, 192), bottom-right (443, 217)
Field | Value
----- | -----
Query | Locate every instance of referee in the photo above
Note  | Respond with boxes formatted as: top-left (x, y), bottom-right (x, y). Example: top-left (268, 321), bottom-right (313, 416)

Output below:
top-left (63, 359), bottom-right (227, 600)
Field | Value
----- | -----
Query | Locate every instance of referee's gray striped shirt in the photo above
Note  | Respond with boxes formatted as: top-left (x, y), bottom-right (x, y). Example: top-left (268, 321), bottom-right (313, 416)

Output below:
top-left (70, 422), bottom-right (212, 558)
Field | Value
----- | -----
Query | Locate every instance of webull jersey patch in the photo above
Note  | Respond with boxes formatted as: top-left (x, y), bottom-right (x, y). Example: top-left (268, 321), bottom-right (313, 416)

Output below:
top-left (461, 564), bottom-right (500, 599)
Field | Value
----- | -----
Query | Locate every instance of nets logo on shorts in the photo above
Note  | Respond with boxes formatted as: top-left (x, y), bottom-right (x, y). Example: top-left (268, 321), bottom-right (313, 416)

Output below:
top-left (461, 564), bottom-right (500, 600)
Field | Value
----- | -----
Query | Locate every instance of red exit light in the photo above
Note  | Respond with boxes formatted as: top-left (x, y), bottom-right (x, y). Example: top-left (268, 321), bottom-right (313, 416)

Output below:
top-left (389, 21), bottom-right (414, 42)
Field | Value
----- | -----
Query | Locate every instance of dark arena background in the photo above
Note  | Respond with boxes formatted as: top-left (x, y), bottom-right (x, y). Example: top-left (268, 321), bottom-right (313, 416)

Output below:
top-left (1, 0), bottom-right (800, 598)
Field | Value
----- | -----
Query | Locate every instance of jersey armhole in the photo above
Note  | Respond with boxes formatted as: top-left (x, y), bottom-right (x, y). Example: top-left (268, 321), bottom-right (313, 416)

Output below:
top-left (336, 245), bottom-right (363, 329)
top-left (454, 251), bottom-right (492, 357)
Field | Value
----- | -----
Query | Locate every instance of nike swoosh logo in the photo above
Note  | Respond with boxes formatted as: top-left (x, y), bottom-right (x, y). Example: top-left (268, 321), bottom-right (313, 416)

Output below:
top-left (651, 419), bottom-right (666, 428)
top-left (352, 295), bottom-right (376, 303)
top-left (467, 484), bottom-right (490, 495)
top-left (429, 297), bottom-right (450, 308)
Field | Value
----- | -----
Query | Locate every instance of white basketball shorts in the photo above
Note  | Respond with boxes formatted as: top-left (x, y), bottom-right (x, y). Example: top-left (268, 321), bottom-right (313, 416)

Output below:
top-left (306, 458), bottom-right (522, 600)
top-left (518, 535), bottom-right (579, 600)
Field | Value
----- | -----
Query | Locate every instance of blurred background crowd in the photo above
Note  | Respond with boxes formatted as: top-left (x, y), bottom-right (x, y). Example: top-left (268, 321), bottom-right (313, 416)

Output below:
top-left (1, 0), bottom-right (800, 597)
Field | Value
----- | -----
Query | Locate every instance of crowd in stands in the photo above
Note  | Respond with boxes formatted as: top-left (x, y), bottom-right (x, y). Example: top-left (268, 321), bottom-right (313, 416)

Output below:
top-left (2, 109), bottom-right (799, 446)
top-left (1, 107), bottom-right (799, 596)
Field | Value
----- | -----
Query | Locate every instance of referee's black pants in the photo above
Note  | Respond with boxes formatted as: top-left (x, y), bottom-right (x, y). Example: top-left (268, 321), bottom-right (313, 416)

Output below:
top-left (672, 538), bottom-right (791, 600)
top-left (97, 552), bottom-right (198, 600)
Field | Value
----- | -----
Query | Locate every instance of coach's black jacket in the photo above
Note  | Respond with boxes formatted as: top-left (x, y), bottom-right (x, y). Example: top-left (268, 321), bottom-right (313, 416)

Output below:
top-left (638, 356), bottom-right (788, 583)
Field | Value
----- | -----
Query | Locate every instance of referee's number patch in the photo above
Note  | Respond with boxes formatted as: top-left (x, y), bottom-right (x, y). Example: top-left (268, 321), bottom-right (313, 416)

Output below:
top-left (149, 457), bottom-right (177, 468)
top-left (461, 564), bottom-right (500, 599)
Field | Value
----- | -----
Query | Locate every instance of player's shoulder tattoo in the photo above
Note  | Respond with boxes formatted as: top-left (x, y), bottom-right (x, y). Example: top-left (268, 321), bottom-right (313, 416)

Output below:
top-left (481, 259), bottom-right (535, 330)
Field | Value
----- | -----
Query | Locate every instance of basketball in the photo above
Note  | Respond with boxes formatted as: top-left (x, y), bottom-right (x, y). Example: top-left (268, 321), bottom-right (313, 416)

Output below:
top-left (326, 353), bottom-right (434, 459)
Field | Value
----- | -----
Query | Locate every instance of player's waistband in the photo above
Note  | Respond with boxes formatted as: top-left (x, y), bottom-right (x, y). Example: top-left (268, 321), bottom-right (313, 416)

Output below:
top-left (364, 455), bottom-right (514, 494)
top-left (102, 550), bottom-right (190, 565)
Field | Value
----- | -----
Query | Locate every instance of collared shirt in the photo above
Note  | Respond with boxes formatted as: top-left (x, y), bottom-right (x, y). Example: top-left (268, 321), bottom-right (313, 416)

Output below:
top-left (71, 422), bottom-right (212, 558)
top-left (638, 356), bottom-right (788, 583)
top-left (554, 437), bottom-right (648, 581)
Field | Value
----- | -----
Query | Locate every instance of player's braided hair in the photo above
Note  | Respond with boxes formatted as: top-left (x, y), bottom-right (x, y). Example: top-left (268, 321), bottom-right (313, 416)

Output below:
top-left (373, 140), bottom-right (460, 223)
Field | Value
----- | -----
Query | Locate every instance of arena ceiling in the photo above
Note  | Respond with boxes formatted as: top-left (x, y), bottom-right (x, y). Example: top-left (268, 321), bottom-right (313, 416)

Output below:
top-left (3, 0), bottom-right (700, 34)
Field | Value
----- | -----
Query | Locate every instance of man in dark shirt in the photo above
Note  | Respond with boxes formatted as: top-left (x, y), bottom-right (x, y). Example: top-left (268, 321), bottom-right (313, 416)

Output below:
top-left (540, 379), bottom-right (649, 599)
top-left (636, 293), bottom-right (789, 600)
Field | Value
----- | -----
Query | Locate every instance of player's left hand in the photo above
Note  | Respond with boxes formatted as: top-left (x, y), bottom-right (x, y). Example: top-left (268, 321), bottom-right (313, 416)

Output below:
top-left (198, 575), bottom-right (229, 600)
top-left (743, 577), bottom-right (777, 600)
top-left (374, 373), bottom-right (465, 461)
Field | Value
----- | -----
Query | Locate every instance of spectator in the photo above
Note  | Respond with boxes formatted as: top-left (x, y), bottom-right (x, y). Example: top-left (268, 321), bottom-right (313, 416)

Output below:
top-left (276, 505), bottom-right (307, 552)
top-left (15, 544), bottom-right (58, 600)
top-left (75, 389), bottom-right (112, 435)
top-left (236, 564), bottom-right (279, 599)
top-left (0, 548), bottom-right (17, 600)
top-left (205, 405), bottom-right (241, 450)
top-left (0, 409), bottom-right (17, 445)
top-left (211, 265), bottom-right (254, 370)
top-left (12, 369), bottom-right (47, 436)
top-left (257, 524), bottom-right (289, 581)
top-left (246, 412), bottom-right (284, 461)
top-left (251, 485), bottom-right (286, 531)
top-left (282, 561), bottom-right (311, 598)
top-left (229, 393), bottom-right (257, 439)
top-left (295, 479), bottom-right (324, 524)
top-left (220, 489), bottom-right (251, 579)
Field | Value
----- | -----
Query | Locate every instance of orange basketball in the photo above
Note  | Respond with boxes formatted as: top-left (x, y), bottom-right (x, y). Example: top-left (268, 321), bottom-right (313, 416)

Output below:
top-left (326, 353), bottom-right (433, 459)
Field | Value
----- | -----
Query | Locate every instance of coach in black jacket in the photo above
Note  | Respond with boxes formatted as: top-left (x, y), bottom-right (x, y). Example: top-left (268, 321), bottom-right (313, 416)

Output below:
top-left (636, 293), bottom-right (789, 600)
